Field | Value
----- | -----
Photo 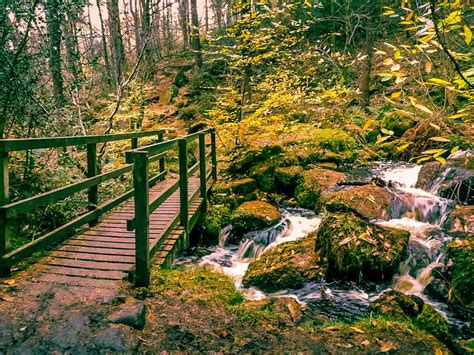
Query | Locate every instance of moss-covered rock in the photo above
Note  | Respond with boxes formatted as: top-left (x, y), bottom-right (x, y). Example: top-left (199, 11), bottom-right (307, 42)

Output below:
top-left (316, 213), bottom-right (410, 281)
top-left (369, 290), bottom-right (423, 320)
top-left (201, 205), bottom-right (232, 244)
top-left (249, 162), bottom-right (276, 192)
top-left (231, 201), bottom-right (281, 234)
top-left (295, 169), bottom-right (346, 210)
top-left (323, 184), bottom-right (393, 220)
top-left (242, 235), bottom-right (326, 293)
top-left (275, 166), bottom-right (303, 191)
top-left (213, 178), bottom-right (257, 195)
top-left (444, 205), bottom-right (473, 235)
top-left (448, 237), bottom-right (474, 313)
top-left (416, 304), bottom-right (449, 339)
top-left (312, 129), bottom-right (357, 153)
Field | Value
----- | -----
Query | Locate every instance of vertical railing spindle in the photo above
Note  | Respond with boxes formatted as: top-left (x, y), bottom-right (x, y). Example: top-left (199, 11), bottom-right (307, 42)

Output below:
top-left (199, 133), bottom-right (207, 199)
top-left (133, 151), bottom-right (150, 286)
top-left (210, 129), bottom-right (217, 181)
top-left (178, 139), bottom-right (189, 242)
top-left (87, 143), bottom-right (99, 226)
top-left (131, 138), bottom-right (138, 149)
top-left (0, 151), bottom-right (10, 276)
top-left (157, 131), bottom-right (165, 173)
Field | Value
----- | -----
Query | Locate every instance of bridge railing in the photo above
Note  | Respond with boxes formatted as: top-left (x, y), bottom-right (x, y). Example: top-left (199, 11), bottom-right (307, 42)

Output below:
top-left (126, 128), bottom-right (217, 286)
top-left (0, 130), bottom-right (167, 275)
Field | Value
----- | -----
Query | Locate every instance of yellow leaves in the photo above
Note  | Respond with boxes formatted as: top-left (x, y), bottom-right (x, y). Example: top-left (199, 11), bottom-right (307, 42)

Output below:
top-left (409, 97), bottom-right (433, 114)
top-left (383, 58), bottom-right (394, 66)
top-left (451, 0), bottom-right (462, 8)
top-left (464, 26), bottom-right (472, 45)
top-left (425, 61), bottom-right (432, 73)
top-left (427, 78), bottom-right (453, 87)
top-left (418, 33), bottom-right (435, 43)
top-left (350, 326), bottom-right (365, 334)
top-left (449, 113), bottom-right (468, 119)
top-left (429, 136), bottom-right (451, 143)
top-left (391, 64), bottom-right (401, 72)
top-left (394, 50), bottom-right (401, 59)
top-left (397, 142), bottom-right (411, 152)
top-left (390, 91), bottom-right (402, 99)
top-left (3, 279), bottom-right (15, 285)
top-left (443, 11), bottom-right (462, 26)
top-left (429, 122), bottom-right (441, 130)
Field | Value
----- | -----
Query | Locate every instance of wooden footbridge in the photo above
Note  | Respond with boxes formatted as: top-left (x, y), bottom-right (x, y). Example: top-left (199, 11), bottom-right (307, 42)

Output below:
top-left (0, 129), bottom-right (217, 287)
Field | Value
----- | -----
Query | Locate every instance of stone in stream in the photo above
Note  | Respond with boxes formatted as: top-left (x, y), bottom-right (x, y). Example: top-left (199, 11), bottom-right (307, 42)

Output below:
top-left (242, 235), bottom-right (326, 293)
top-left (323, 184), bottom-right (393, 220)
top-left (230, 201), bottom-right (281, 234)
top-left (444, 205), bottom-right (474, 234)
top-left (316, 212), bottom-right (410, 282)
top-left (274, 166), bottom-right (303, 190)
top-left (108, 302), bottom-right (147, 330)
top-left (295, 168), bottom-right (346, 211)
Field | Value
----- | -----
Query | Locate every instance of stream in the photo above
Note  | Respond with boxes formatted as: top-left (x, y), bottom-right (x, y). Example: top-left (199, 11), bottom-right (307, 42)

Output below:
top-left (174, 161), bottom-right (471, 337)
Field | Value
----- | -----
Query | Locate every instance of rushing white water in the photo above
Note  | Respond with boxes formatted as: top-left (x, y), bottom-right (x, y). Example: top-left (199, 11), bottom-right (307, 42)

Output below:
top-left (175, 161), bottom-right (470, 333)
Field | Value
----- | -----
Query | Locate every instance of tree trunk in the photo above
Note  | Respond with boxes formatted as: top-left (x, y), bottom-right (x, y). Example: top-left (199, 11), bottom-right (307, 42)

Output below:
top-left (64, 1), bottom-right (83, 91)
top-left (190, 0), bottom-right (202, 68)
top-left (106, 0), bottom-right (126, 83)
top-left (45, 0), bottom-right (65, 105)
top-left (131, 0), bottom-right (141, 59)
top-left (178, 0), bottom-right (190, 50)
top-left (97, 0), bottom-right (113, 86)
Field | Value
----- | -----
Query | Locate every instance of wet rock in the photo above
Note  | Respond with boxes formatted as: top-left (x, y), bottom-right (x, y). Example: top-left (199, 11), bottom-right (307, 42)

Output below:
top-left (444, 205), bottom-right (474, 234)
top-left (323, 184), bottom-right (392, 220)
top-left (416, 304), bottom-right (449, 339)
top-left (447, 238), bottom-right (474, 314)
top-left (242, 235), bottom-right (326, 293)
top-left (369, 290), bottom-right (423, 319)
top-left (231, 201), bottom-right (281, 234)
top-left (316, 213), bottom-right (410, 281)
top-left (424, 279), bottom-right (449, 302)
top-left (275, 166), bottom-right (303, 190)
top-left (272, 297), bottom-right (303, 325)
top-left (416, 162), bottom-right (444, 190)
top-left (101, 295), bottom-right (127, 305)
top-left (108, 302), bottom-right (147, 330)
top-left (295, 168), bottom-right (346, 210)
top-left (213, 178), bottom-right (257, 195)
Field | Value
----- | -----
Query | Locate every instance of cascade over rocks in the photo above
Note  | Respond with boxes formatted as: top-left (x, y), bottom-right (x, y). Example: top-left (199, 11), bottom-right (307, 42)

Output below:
top-left (295, 168), bottom-right (346, 210)
top-left (323, 184), bottom-right (392, 220)
top-left (230, 201), bottom-right (281, 234)
top-left (242, 235), bottom-right (326, 293)
top-left (316, 213), bottom-right (410, 282)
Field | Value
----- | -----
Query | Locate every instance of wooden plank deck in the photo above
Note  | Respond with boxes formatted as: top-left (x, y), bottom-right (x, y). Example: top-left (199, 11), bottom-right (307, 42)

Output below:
top-left (36, 176), bottom-right (203, 288)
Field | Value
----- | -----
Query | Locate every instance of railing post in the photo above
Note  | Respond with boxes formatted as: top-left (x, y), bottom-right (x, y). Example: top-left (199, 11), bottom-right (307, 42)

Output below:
top-left (0, 151), bottom-right (10, 276)
top-left (199, 133), bottom-right (207, 199)
top-left (210, 129), bottom-right (217, 181)
top-left (131, 138), bottom-right (138, 149)
top-left (87, 143), bottom-right (99, 226)
top-left (133, 151), bottom-right (150, 286)
top-left (178, 139), bottom-right (189, 238)
top-left (157, 131), bottom-right (165, 173)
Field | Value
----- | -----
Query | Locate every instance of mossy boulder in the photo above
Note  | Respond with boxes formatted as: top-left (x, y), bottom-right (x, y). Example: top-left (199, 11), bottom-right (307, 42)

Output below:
top-left (201, 205), bottom-right (232, 245)
top-left (444, 205), bottom-right (473, 235)
top-left (323, 184), bottom-right (393, 220)
top-left (295, 169), bottom-right (346, 210)
top-left (242, 235), bottom-right (326, 293)
top-left (231, 201), bottom-right (281, 234)
top-left (316, 213), bottom-right (410, 281)
top-left (416, 304), bottom-right (449, 339)
top-left (448, 238), bottom-right (474, 313)
top-left (249, 162), bottom-right (276, 192)
top-left (274, 166), bottom-right (303, 194)
top-left (313, 129), bottom-right (357, 153)
top-left (369, 290), bottom-right (448, 340)
top-left (369, 290), bottom-right (423, 319)
top-left (213, 178), bottom-right (257, 195)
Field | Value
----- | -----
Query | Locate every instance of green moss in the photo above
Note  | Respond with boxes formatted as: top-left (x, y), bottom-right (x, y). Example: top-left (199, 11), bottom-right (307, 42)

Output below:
top-left (180, 104), bottom-right (199, 120)
top-left (242, 235), bottom-right (326, 293)
top-left (201, 205), bottom-right (232, 243)
top-left (231, 201), bottom-right (281, 234)
top-left (249, 162), bottom-right (276, 192)
top-left (275, 166), bottom-right (303, 188)
top-left (295, 169), bottom-right (346, 210)
top-left (416, 304), bottom-right (449, 339)
top-left (448, 237), bottom-right (474, 309)
top-left (213, 178), bottom-right (257, 195)
top-left (150, 267), bottom-right (243, 307)
top-left (317, 213), bottom-right (410, 281)
top-left (313, 129), bottom-right (357, 153)
top-left (369, 290), bottom-right (423, 320)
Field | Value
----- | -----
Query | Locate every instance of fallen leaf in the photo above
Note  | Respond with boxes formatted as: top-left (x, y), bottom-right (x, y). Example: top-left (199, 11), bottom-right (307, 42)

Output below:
top-left (3, 279), bottom-right (15, 286)
top-left (351, 326), bottom-right (365, 334)
top-left (380, 341), bottom-right (397, 352)
top-left (361, 339), bottom-right (370, 346)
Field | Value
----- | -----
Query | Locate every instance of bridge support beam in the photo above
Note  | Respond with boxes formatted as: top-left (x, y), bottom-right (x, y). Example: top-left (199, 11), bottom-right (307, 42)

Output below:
top-left (0, 152), bottom-right (10, 276)
top-left (87, 143), bottom-right (99, 226)
top-left (133, 151), bottom-right (150, 286)
top-left (178, 139), bottom-right (189, 247)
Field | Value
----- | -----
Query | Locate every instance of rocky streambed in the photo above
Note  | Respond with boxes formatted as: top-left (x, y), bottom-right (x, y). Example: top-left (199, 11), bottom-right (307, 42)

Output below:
top-left (175, 152), bottom-right (473, 349)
